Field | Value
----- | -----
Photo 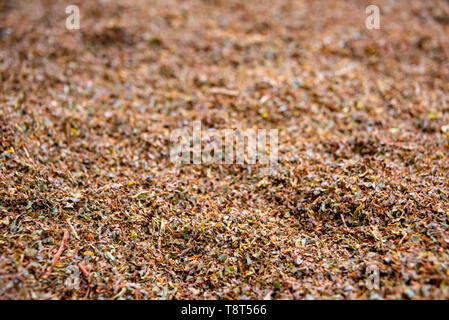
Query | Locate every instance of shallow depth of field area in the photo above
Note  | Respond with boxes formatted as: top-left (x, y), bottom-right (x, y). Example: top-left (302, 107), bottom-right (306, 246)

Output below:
top-left (0, 0), bottom-right (448, 299)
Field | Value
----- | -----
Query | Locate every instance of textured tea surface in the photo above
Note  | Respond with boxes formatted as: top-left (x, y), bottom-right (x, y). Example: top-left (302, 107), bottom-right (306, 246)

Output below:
top-left (0, 0), bottom-right (448, 299)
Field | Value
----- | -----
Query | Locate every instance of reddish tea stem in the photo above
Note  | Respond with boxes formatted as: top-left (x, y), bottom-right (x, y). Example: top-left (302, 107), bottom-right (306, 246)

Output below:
top-left (42, 229), bottom-right (69, 279)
